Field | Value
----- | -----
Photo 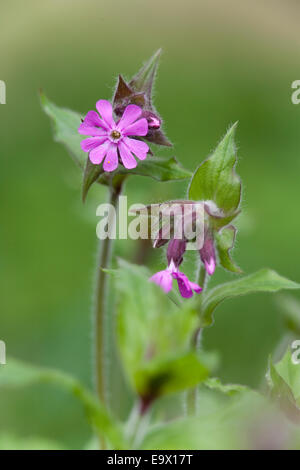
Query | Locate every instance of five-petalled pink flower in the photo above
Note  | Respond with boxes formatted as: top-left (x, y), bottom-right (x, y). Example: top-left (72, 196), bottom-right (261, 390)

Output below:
top-left (79, 100), bottom-right (149, 172)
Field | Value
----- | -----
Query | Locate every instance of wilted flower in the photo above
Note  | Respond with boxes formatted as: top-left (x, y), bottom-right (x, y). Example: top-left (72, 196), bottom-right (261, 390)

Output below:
top-left (79, 100), bottom-right (149, 172)
top-left (150, 238), bottom-right (202, 298)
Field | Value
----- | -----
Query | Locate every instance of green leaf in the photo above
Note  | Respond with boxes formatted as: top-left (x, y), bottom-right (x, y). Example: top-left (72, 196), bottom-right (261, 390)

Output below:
top-left (201, 269), bottom-right (300, 327)
top-left (141, 389), bottom-right (271, 450)
top-left (268, 350), bottom-right (300, 422)
top-left (188, 123), bottom-right (241, 215)
top-left (107, 156), bottom-right (192, 183)
top-left (113, 260), bottom-right (210, 398)
top-left (135, 353), bottom-right (209, 399)
top-left (84, 156), bottom-right (191, 201)
top-left (40, 92), bottom-right (85, 169)
top-left (0, 358), bottom-right (125, 449)
top-left (215, 225), bottom-right (242, 274)
top-left (272, 349), bottom-right (300, 403)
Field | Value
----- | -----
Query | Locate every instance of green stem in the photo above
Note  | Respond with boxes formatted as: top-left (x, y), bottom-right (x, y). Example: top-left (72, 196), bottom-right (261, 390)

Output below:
top-left (187, 264), bottom-right (208, 415)
top-left (127, 400), bottom-right (150, 449)
top-left (93, 181), bottom-right (122, 447)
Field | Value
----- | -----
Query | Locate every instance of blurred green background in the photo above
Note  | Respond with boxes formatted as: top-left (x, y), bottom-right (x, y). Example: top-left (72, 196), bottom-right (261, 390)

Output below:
top-left (1, 0), bottom-right (300, 449)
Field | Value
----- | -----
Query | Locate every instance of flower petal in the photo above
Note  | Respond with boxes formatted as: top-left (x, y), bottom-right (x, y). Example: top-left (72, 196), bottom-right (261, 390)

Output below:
top-left (149, 270), bottom-right (173, 293)
top-left (80, 137), bottom-right (107, 153)
top-left (103, 144), bottom-right (119, 172)
top-left (78, 111), bottom-right (108, 135)
top-left (118, 141), bottom-right (137, 169)
top-left (78, 125), bottom-right (107, 137)
top-left (124, 137), bottom-right (149, 160)
top-left (83, 110), bottom-right (108, 129)
top-left (123, 118), bottom-right (148, 137)
top-left (172, 272), bottom-right (193, 299)
top-left (96, 100), bottom-right (115, 128)
top-left (89, 140), bottom-right (109, 164)
top-left (117, 104), bottom-right (142, 131)
top-left (188, 281), bottom-right (202, 294)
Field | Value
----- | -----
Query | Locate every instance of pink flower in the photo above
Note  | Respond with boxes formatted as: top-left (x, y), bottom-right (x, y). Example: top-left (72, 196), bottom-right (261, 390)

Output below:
top-left (149, 239), bottom-right (202, 299)
top-left (78, 100), bottom-right (149, 172)
top-left (150, 267), bottom-right (202, 299)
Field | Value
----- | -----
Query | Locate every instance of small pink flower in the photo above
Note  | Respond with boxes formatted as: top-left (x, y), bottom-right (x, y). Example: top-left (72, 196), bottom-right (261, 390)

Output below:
top-left (150, 265), bottom-right (202, 299)
top-left (149, 239), bottom-right (202, 299)
top-left (172, 271), bottom-right (202, 299)
top-left (78, 100), bottom-right (149, 172)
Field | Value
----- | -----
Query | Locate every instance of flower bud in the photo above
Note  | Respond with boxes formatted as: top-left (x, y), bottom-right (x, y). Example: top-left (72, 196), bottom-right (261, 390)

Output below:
top-left (199, 231), bottom-right (216, 276)
top-left (167, 238), bottom-right (186, 268)
top-left (142, 110), bottom-right (161, 129)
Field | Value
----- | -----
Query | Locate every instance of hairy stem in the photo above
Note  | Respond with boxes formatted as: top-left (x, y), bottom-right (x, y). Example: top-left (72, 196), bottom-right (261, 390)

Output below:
top-left (93, 181), bottom-right (122, 446)
top-left (127, 400), bottom-right (151, 449)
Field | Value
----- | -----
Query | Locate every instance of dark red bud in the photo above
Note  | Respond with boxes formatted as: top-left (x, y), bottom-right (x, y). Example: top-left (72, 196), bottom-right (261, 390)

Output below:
top-left (142, 110), bottom-right (161, 129)
top-left (167, 238), bottom-right (186, 268)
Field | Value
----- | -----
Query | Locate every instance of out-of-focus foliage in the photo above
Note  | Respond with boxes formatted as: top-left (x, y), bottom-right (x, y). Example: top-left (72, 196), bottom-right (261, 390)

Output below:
top-left (114, 260), bottom-right (210, 399)
top-left (268, 348), bottom-right (300, 421)
top-left (201, 269), bottom-right (300, 326)
top-left (142, 388), bottom-right (299, 450)
top-left (0, 359), bottom-right (126, 449)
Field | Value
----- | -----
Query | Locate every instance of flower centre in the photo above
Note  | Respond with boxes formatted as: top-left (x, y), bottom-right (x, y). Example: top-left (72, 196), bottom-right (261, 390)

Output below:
top-left (110, 130), bottom-right (121, 140)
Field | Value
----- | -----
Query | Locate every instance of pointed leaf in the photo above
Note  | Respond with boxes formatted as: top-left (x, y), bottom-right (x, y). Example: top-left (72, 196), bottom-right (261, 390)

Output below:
top-left (188, 123), bottom-right (241, 215)
top-left (40, 92), bottom-right (85, 169)
top-left (146, 128), bottom-right (172, 147)
top-left (113, 74), bottom-right (134, 105)
top-left (114, 51), bottom-right (172, 147)
top-left (129, 49), bottom-right (162, 101)
top-left (97, 156), bottom-right (191, 185)
top-left (83, 155), bottom-right (190, 201)
top-left (201, 269), bottom-right (300, 326)
top-left (215, 225), bottom-right (242, 274)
